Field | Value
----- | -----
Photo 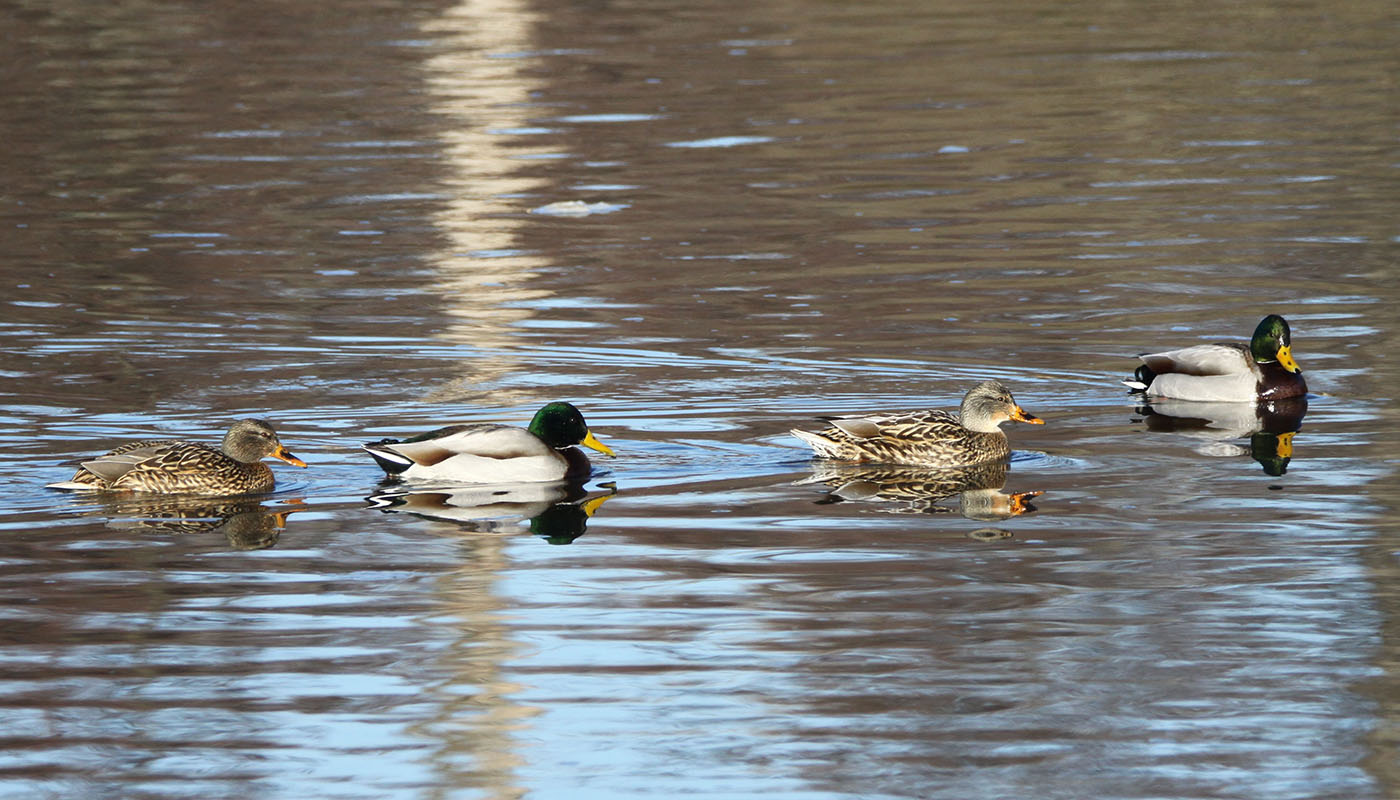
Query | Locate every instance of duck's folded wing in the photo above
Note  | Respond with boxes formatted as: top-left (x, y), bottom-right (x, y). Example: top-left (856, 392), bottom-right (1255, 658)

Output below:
top-left (830, 410), bottom-right (960, 440)
top-left (79, 443), bottom-right (178, 483)
top-left (1140, 343), bottom-right (1251, 376)
top-left (383, 424), bottom-right (554, 465)
top-left (828, 417), bottom-right (884, 439)
top-left (81, 445), bottom-right (221, 481)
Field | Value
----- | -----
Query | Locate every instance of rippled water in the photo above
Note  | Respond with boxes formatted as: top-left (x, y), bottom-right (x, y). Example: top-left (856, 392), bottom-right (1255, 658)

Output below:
top-left (2, 0), bottom-right (1399, 797)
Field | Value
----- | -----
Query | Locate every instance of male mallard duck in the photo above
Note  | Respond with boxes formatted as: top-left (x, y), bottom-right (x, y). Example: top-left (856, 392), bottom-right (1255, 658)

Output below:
top-left (1124, 314), bottom-right (1307, 402)
top-left (46, 418), bottom-right (307, 495)
top-left (789, 380), bottom-right (1043, 468)
top-left (362, 401), bottom-right (614, 483)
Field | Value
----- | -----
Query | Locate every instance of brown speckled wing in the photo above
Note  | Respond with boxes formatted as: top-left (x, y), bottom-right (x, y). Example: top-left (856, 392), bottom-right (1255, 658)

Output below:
top-left (806, 409), bottom-right (1008, 467)
top-left (872, 410), bottom-right (965, 442)
top-left (107, 443), bottom-right (274, 494)
top-left (68, 438), bottom-right (188, 486)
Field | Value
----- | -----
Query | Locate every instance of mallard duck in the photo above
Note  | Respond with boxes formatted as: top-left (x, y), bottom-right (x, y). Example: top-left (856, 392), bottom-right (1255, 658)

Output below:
top-left (46, 418), bottom-right (307, 495)
top-left (789, 380), bottom-right (1043, 468)
top-left (1124, 314), bottom-right (1307, 402)
top-left (362, 401), bottom-right (614, 483)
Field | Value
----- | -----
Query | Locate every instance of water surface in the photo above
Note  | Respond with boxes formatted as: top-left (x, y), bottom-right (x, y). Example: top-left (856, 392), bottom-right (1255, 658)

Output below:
top-left (1, 0), bottom-right (1398, 798)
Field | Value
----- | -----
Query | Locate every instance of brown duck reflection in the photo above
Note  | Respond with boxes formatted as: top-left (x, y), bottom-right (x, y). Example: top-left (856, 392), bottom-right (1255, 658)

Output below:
top-left (99, 497), bottom-right (304, 550)
top-left (1134, 397), bottom-right (1306, 476)
top-left (366, 481), bottom-right (616, 544)
top-left (795, 460), bottom-right (1042, 521)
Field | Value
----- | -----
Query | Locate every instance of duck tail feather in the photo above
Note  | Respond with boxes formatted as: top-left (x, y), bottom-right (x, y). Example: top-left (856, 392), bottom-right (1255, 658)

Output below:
top-left (790, 428), bottom-right (842, 458)
top-left (362, 442), bottom-right (414, 475)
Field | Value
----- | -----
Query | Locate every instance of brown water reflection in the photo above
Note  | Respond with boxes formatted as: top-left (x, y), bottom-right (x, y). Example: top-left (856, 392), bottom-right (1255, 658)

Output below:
top-left (795, 460), bottom-right (1043, 521)
top-left (89, 496), bottom-right (304, 549)
top-left (1, 0), bottom-right (1398, 798)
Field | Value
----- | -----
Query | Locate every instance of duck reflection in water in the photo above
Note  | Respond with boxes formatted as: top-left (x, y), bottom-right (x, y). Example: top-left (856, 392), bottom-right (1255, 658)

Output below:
top-left (1132, 397), bottom-right (1306, 476)
top-left (100, 497), bottom-right (304, 550)
top-left (367, 480), bottom-right (616, 543)
top-left (795, 460), bottom-right (1042, 521)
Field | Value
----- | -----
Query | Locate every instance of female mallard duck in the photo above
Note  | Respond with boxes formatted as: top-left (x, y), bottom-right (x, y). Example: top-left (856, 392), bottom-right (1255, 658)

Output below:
top-left (362, 401), bottom-right (614, 483)
top-left (790, 380), bottom-right (1043, 468)
top-left (46, 418), bottom-right (307, 495)
top-left (1124, 314), bottom-right (1307, 402)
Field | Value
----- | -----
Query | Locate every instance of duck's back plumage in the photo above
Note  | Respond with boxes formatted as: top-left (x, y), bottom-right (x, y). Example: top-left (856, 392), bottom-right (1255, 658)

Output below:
top-left (386, 424), bottom-right (554, 462)
top-left (1140, 343), bottom-right (1253, 377)
top-left (791, 409), bottom-right (1012, 468)
top-left (58, 438), bottom-right (181, 488)
top-left (59, 440), bottom-right (276, 494)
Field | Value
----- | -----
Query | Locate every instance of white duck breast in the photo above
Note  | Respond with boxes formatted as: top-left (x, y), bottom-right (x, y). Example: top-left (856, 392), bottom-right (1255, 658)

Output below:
top-left (376, 424), bottom-right (577, 483)
top-left (1142, 371), bottom-right (1258, 402)
top-left (399, 452), bottom-right (572, 483)
top-left (1138, 343), bottom-right (1260, 401)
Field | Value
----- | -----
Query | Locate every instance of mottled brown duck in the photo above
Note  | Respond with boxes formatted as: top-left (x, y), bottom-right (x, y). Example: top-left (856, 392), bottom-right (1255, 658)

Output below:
top-left (790, 380), bottom-right (1043, 468)
top-left (47, 418), bottom-right (306, 495)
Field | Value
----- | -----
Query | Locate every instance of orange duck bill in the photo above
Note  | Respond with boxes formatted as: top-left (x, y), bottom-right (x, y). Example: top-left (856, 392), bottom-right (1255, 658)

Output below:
top-left (273, 446), bottom-right (309, 468)
top-left (1010, 405), bottom-right (1044, 425)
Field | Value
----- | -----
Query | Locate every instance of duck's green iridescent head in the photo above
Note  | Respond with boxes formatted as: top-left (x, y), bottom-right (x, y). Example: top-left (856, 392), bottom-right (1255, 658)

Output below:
top-left (1250, 314), bottom-right (1300, 373)
top-left (528, 402), bottom-right (614, 456)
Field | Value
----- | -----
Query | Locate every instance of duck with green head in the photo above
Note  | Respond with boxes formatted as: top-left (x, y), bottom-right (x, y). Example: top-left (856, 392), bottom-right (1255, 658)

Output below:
top-left (362, 401), bottom-right (614, 483)
top-left (1124, 314), bottom-right (1307, 402)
